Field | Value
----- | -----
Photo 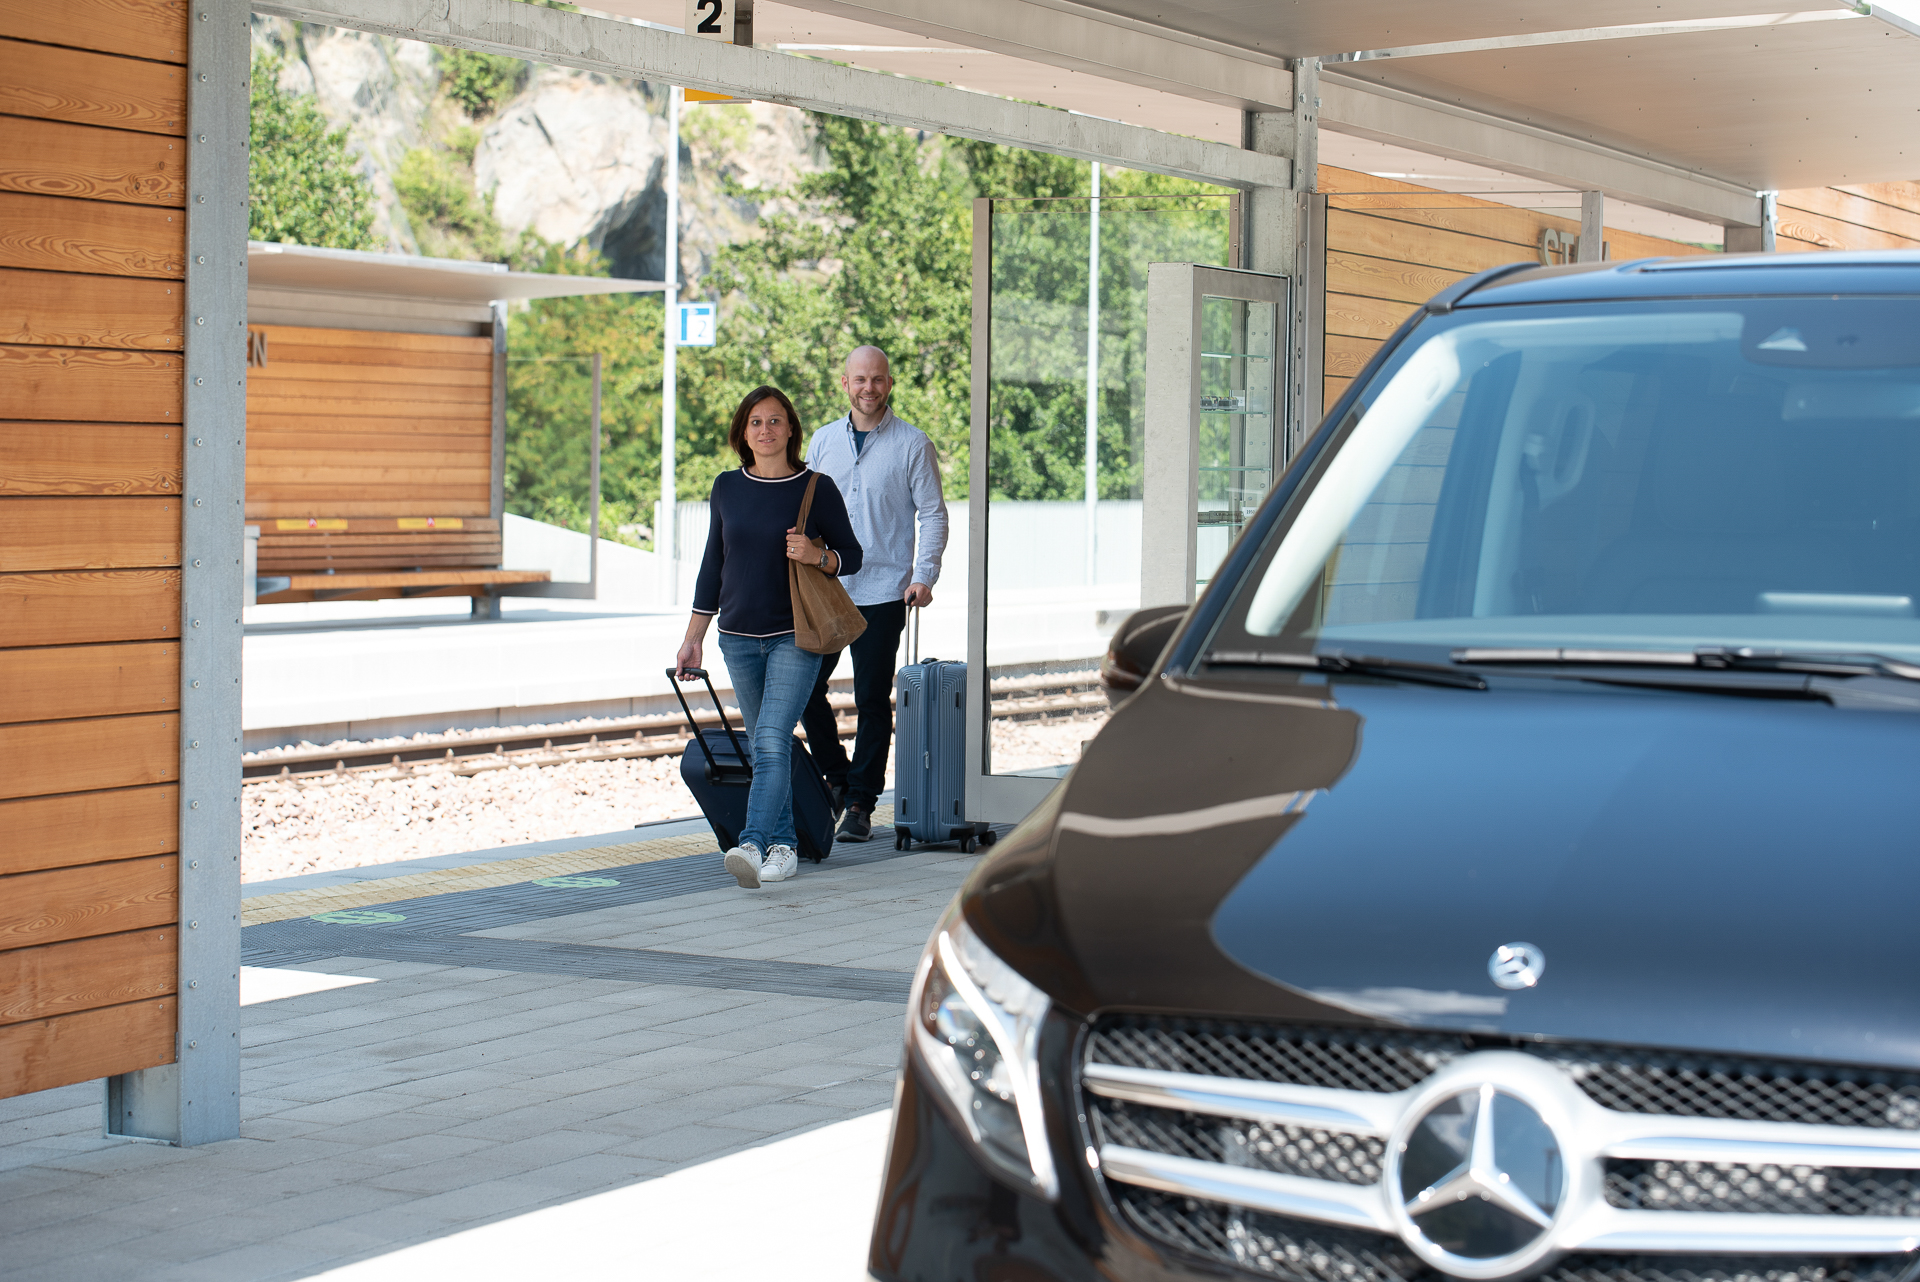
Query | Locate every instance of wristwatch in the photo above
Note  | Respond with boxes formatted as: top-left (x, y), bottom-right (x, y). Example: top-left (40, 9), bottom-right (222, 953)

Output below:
top-left (817, 550), bottom-right (831, 571)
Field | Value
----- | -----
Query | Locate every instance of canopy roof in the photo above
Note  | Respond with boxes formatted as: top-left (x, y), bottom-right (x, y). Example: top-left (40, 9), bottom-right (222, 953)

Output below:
top-left (247, 241), bottom-right (666, 303)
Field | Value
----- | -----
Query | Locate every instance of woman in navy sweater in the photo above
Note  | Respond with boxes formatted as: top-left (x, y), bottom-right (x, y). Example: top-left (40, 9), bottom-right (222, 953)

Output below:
top-left (674, 386), bottom-right (862, 888)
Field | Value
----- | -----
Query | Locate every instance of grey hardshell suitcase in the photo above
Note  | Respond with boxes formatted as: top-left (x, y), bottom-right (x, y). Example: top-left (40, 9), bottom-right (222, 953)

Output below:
top-left (892, 609), bottom-right (996, 853)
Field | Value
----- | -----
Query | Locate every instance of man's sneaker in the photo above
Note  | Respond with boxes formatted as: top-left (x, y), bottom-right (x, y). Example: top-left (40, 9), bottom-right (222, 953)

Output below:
top-left (762, 845), bottom-right (800, 882)
top-left (836, 806), bottom-right (872, 843)
top-left (828, 784), bottom-right (847, 817)
top-left (723, 842), bottom-right (764, 889)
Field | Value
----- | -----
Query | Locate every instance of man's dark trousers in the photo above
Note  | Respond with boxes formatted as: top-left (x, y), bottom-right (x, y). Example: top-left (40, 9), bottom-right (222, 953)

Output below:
top-left (800, 599), bottom-right (907, 814)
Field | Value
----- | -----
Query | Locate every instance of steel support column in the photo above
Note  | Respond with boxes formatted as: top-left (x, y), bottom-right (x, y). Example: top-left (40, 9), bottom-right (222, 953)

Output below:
top-left (107, 0), bottom-right (247, 1146)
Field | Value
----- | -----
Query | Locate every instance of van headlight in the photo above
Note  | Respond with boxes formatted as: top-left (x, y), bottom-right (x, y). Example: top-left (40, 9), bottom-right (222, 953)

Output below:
top-left (909, 913), bottom-right (1057, 1199)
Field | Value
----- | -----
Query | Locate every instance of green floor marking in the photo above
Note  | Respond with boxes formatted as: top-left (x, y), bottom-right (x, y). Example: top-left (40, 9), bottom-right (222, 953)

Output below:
top-left (531, 875), bottom-right (621, 889)
top-left (312, 909), bottom-right (407, 925)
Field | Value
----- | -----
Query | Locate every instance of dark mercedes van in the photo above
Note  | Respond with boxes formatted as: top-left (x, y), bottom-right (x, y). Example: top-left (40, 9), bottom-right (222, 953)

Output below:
top-left (871, 252), bottom-right (1920, 1282)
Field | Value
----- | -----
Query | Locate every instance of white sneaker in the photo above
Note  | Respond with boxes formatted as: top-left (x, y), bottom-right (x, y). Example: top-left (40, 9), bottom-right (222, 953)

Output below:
top-left (723, 842), bottom-right (764, 889)
top-left (761, 845), bottom-right (800, 883)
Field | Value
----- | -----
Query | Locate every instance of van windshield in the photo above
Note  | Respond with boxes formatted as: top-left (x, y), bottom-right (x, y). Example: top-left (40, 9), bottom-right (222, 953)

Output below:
top-left (1232, 299), bottom-right (1920, 660)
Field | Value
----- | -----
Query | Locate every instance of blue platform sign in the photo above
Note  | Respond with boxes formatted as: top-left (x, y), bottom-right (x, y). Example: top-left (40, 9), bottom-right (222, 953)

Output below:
top-left (676, 302), bottom-right (716, 346)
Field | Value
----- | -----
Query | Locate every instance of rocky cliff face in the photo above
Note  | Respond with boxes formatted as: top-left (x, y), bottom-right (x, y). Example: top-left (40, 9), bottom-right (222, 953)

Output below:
top-left (251, 17), bottom-right (823, 284)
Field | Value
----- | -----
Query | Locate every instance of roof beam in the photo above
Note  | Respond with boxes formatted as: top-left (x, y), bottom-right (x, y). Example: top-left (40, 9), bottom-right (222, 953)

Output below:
top-left (771, 0), bottom-right (1293, 112)
top-left (249, 0), bottom-right (1291, 190)
top-left (1318, 73), bottom-right (1764, 227)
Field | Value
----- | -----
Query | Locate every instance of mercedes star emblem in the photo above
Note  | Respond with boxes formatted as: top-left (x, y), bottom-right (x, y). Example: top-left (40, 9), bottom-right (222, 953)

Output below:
top-left (1393, 1080), bottom-right (1566, 1277)
top-left (1489, 942), bottom-right (1545, 990)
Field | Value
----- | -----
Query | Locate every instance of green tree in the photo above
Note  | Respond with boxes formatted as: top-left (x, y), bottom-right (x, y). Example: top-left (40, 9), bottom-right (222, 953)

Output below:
top-left (248, 53), bottom-right (378, 249)
top-left (439, 48), bottom-right (528, 119)
top-left (394, 145), bottom-right (510, 260)
top-left (681, 113), bottom-right (975, 498)
top-left (504, 241), bottom-right (667, 543)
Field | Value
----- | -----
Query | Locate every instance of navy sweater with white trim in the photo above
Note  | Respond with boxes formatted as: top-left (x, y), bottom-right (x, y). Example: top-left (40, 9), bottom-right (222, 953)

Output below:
top-left (691, 468), bottom-right (863, 636)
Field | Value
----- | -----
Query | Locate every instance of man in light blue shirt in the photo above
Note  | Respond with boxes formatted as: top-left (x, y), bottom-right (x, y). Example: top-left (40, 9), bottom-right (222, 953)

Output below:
top-left (800, 346), bottom-right (949, 840)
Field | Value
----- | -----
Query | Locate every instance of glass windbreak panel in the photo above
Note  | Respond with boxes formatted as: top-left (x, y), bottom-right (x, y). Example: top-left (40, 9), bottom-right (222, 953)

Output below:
top-left (1224, 299), bottom-right (1920, 661)
top-left (1198, 294), bottom-right (1277, 590)
top-left (984, 195), bottom-right (1230, 777)
top-left (502, 354), bottom-right (600, 584)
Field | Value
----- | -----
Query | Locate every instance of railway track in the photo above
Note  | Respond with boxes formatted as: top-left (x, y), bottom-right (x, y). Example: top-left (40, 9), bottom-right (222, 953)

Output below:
top-left (244, 672), bottom-right (1107, 785)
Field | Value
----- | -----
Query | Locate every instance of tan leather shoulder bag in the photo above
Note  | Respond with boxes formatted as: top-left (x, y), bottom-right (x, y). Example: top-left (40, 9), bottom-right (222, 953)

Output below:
top-left (788, 473), bottom-right (867, 654)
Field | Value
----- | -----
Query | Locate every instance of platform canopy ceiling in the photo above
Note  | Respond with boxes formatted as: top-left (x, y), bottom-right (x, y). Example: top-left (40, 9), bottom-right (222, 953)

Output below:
top-left (684, 0), bottom-right (1920, 194)
top-left (247, 241), bottom-right (665, 302)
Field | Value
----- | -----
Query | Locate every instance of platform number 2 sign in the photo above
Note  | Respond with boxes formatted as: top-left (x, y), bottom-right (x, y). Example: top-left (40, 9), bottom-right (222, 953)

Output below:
top-left (686, 0), bottom-right (736, 40)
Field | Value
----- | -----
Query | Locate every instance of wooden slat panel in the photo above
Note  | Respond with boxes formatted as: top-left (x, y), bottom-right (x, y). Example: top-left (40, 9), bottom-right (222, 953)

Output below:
top-left (260, 553), bottom-right (505, 571)
top-left (1835, 182), bottom-right (1920, 216)
top-left (248, 466), bottom-right (493, 487)
top-left (254, 324), bottom-right (492, 355)
top-left (1328, 196), bottom-right (1565, 252)
top-left (1324, 376), bottom-right (1353, 408)
top-left (0, 116), bottom-right (185, 206)
top-left (247, 415), bottom-right (491, 440)
top-left (0, 997), bottom-right (174, 1099)
top-left (246, 394), bottom-right (490, 420)
top-left (1774, 208), bottom-right (1919, 254)
top-left (1327, 334), bottom-right (1385, 381)
top-left (248, 361), bottom-right (492, 388)
top-left (1779, 186), bottom-right (1920, 243)
top-left (0, 785), bottom-right (176, 877)
top-left (1330, 209), bottom-right (1533, 278)
top-left (0, 713), bottom-right (176, 802)
top-left (0, 927), bottom-right (175, 1026)
top-left (0, 497), bottom-right (178, 572)
top-left (0, 269), bottom-right (182, 349)
top-left (279, 569), bottom-right (548, 589)
top-left (0, 346), bottom-right (180, 422)
top-left (0, 421), bottom-right (181, 495)
top-left (0, 38), bottom-right (184, 135)
top-left (257, 534), bottom-right (502, 550)
top-left (256, 344), bottom-right (493, 373)
top-left (0, 189), bottom-right (181, 278)
top-left (0, 569), bottom-right (179, 646)
top-left (0, 0), bottom-right (186, 63)
top-left (244, 492), bottom-right (491, 517)
top-left (0, 855), bottom-right (175, 949)
top-left (249, 434), bottom-right (494, 458)
top-left (255, 517), bottom-right (500, 534)
top-left (1326, 292), bottom-right (1419, 342)
top-left (0, 190), bottom-right (183, 278)
top-left (0, 643), bottom-right (177, 725)
top-left (1326, 250), bottom-right (1465, 306)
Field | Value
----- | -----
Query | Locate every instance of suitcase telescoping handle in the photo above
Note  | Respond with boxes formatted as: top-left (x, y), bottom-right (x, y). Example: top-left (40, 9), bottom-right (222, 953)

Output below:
top-left (664, 667), bottom-right (752, 777)
top-left (905, 605), bottom-right (923, 666)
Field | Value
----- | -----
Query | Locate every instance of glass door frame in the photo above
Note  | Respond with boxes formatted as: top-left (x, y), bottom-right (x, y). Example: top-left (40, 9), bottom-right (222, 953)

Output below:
top-left (1141, 264), bottom-right (1290, 609)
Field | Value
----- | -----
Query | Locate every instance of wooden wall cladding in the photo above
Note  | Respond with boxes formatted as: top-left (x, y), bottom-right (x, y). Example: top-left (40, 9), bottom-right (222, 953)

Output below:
top-left (0, 38), bottom-right (185, 135)
top-left (0, 116), bottom-right (185, 206)
top-left (0, 927), bottom-right (175, 1026)
top-left (246, 324), bottom-right (495, 519)
top-left (0, 569), bottom-right (181, 646)
top-left (0, 642), bottom-right (179, 724)
top-left (0, 345), bottom-right (181, 421)
top-left (1777, 183), bottom-right (1920, 253)
top-left (0, 856), bottom-right (176, 950)
top-left (0, 191), bottom-right (183, 279)
top-left (0, 786), bottom-right (177, 878)
top-left (0, 0), bottom-right (187, 63)
top-left (1315, 164), bottom-right (1711, 404)
top-left (0, 0), bottom-right (189, 1103)
top-left (0, 712), bottom-right (178, 801)
top-left (0, 497), bottom-right (179, 572)
top-left (0, 998), bottom-right (174, 1100)
top-left (0, 270), bottom-right (184, 349)
top-left (0, 421), bottom-right (181, 495)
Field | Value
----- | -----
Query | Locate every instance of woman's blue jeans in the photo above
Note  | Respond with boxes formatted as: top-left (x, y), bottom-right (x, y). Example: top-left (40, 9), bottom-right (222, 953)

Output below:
top-left (715, 631), bottom-right (822, 853)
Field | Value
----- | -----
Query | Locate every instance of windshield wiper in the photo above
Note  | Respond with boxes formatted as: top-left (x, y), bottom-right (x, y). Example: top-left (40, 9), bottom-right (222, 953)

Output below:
top-left (1453, 646), bottom-right (1920, 683)
top-left (1206, 649), bottom-right (1488, 690)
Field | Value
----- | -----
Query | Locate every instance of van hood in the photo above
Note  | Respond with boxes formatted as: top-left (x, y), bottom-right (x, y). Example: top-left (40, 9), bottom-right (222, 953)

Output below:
top-left (968, 677), bottom-right (1920, 1070)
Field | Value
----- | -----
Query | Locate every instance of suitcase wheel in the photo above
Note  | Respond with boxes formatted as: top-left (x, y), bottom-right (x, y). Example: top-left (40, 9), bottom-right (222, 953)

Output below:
top-left (978, 829), bottom-right (998, 848)
top-left (959, 835), bottom-right (975, 853)
top-left (894, 826), bottom-right (911, 852)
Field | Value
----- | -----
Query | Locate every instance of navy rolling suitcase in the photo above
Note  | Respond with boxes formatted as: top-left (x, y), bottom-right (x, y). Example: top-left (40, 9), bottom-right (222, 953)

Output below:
top-left (668, 668), bottom-right (836, 863)
top-left (891, 610), bottom-right (997, 853)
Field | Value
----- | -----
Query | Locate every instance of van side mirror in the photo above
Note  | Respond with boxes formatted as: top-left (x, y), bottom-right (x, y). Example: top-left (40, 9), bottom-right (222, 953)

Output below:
top-left (1100, 605), bottom-right (1187, 708)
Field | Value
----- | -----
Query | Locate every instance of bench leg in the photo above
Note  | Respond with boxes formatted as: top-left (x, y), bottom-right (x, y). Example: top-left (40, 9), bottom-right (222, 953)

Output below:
top-left (470, 591), bottom-right (501, 620)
